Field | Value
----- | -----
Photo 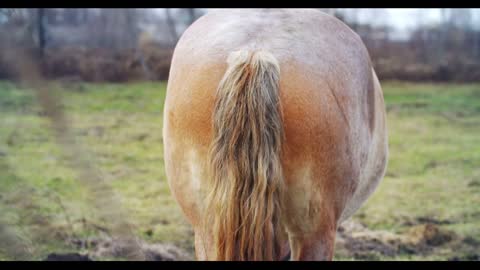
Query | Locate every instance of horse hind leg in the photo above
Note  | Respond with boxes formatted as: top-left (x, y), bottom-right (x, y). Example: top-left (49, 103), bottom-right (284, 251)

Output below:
top-left (283, 173), bottom-right (340, 260)
top-left (284, 192), bottom-right (339, 261)
top-left (288, 220), bottom-right (337, 261)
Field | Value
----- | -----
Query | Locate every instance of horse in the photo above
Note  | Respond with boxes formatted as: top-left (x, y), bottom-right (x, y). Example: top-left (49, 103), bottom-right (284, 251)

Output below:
top-left (163, 9), bottom-right (388, 261)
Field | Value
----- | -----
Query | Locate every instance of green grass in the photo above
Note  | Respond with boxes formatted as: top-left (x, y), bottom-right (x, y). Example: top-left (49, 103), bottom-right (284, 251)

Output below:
top-left (0, 80), bottom-right (479, 260)
top-left (360, 82), bottom-right (480, 230)
top-left (350, 81), bottom-right (480, 260)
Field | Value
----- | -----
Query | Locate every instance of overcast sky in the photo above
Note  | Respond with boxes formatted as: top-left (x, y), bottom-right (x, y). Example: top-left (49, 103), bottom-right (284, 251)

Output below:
top-left (354, 9), bottom-right (443, 29)
top-left (362, 9), bottom-right (479, 39)
top-left (344, 8), bottom-right (448, 40)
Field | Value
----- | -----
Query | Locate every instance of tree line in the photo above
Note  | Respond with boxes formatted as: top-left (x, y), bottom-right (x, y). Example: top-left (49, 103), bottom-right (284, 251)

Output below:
top-left (1, 8), bottom-right (479, 82)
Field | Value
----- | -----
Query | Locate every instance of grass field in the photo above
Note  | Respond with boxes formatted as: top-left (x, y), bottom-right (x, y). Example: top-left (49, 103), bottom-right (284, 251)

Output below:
top-left (0, 80), bottom-right (479, 260)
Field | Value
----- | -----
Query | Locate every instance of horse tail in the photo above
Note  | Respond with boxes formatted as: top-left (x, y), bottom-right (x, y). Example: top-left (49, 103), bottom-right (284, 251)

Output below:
top-left (204, 50), bottom-right (286, 260)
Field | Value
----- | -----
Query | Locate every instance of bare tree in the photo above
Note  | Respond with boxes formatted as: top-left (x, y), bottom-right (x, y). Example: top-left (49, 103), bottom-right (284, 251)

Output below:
top-left (36, 9), bottom-right (46, 58)
top-left (123, 9), bottom-right (141, 48)
top-left (165, 9), bottom-right (178, 44)
top-left (187, 8), bottom-right (196, 24)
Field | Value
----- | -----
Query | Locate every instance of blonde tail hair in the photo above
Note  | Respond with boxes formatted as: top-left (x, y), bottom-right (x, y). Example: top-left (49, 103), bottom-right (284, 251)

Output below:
top-left (204, 50), bottom-right (286, 260)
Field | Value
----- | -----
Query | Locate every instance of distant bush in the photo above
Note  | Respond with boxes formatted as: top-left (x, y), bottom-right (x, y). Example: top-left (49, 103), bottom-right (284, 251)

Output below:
top-left (1, 44), bottom-right (480, 83)
top-left (0, 45), bottom-right (173, 83)
top-left (42, 46), bottom-right (173, 82)
top-left (373, 56), bottom-right (480, 82)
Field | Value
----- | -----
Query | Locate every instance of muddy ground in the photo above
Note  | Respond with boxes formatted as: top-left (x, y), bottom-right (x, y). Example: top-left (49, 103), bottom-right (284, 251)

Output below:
top-left (41, 219), bottom-right (479, 261)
